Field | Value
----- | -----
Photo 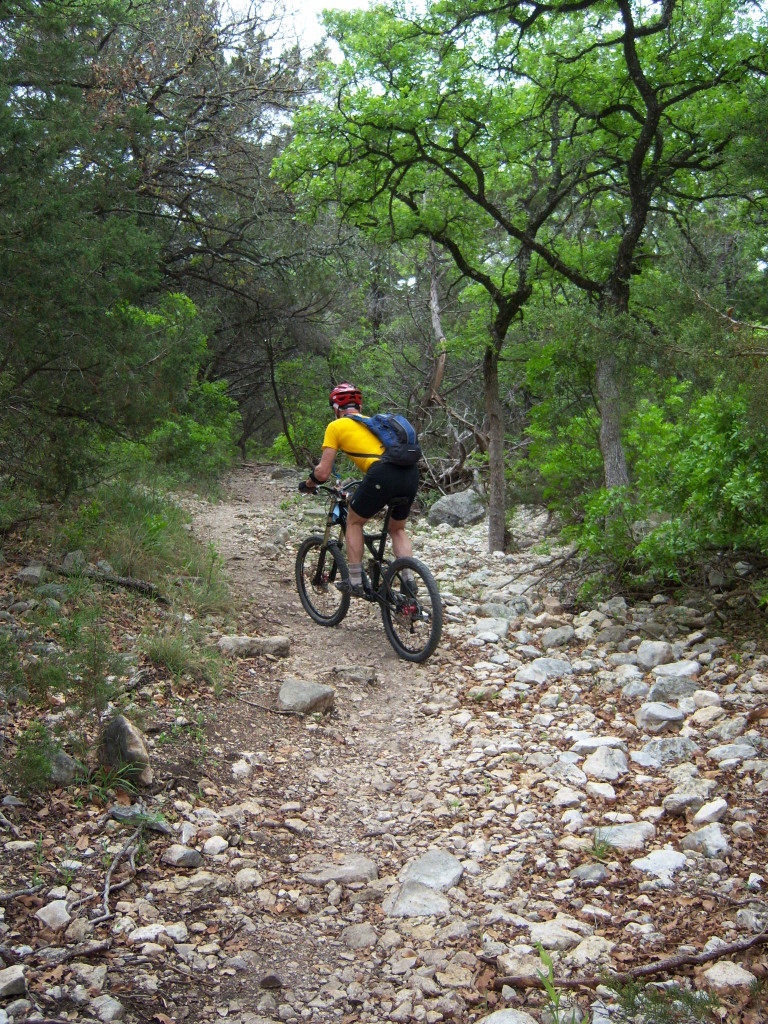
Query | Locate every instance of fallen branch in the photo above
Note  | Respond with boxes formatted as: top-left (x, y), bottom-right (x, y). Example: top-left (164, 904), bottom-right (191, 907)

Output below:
top-left (69, 877), bottom-right (132, 911)
top-left (91, 826), bottom-right (142, 923)
top-left (491, 929), bottom-right (768, 991)
top-left (0, 883), bottom-right (44, 903)
top-left (0, 810), bottom-right (21, 837)
top-left (221, 688), bottom-right (304, 716)
top-left (52, 562), bottom-right (168, 603)
top-left (34, 939), bottom-right (112, 968)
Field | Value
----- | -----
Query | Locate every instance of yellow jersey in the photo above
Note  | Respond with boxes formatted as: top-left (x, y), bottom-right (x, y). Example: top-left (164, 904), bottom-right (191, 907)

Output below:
top-left (322, 417), bottom-right (385, 473)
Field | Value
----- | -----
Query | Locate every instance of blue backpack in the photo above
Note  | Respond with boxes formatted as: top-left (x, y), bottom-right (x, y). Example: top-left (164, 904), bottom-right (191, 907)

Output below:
top-left (346, 414), bottom-right (422, 466)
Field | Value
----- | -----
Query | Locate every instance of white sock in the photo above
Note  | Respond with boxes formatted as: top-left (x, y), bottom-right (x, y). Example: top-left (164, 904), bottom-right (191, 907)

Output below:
top-left (348, 562), bottom-right (363, 585)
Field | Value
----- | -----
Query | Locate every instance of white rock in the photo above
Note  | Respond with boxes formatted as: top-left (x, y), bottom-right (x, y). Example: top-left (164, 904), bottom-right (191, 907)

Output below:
top-left (0, 965), bottom-right (26, 998)
top-left (594, 822), bottom-right (655, 851)
top-left (636, 702), bottom-right (684, 734)
top-left (235, 868), bottom-right (263, 890)
top-left (528, 921), bottom-right (582, 950)
top-left (401, 849), bottom-right (464, 891)
top-left (706, 743), bottom-right (757, 764)
top-left (203, 835), bottom-right (229, 856)
top-left (35, 900), bottom-right (71, 931)
top-left (231, 759), bottom-right (253, 779)
top-left (552, 787), bottom-right (583, 808)
top-left (569, 734), bottom-right (626, 754)
top-left (631, 847), bottom-right (688, 884)
top-left (127, 924), bottom-right (167, 944)
top-left (680, 823), bottom-right (730, 858)
top-left (583, 747), bottom-right (628, 781)
top-left (515, 658), bottom-right (573, 684)
top-left (636, 640), bottom-right (674, 670)
top-left (301, 854), bottom-right (378, 885)
top-left (569, 935), bottom-right (615, 966)
top-left (691, 798), bottom-right (728, 825)
top-left (382, 881), bottom-right (451, 918)
top-left (90, 994), bottom-right (126, 1022)
top-left (703, 962), bottom-right (757, 990)
top-left (475, 1012), bottom-right (539, 1024)
top-left (694, 690), bottom-right (722, 708)
top-left (652, 659), bottom-right (701, 679)
top-left (586, 782), bottom-right (616, 802)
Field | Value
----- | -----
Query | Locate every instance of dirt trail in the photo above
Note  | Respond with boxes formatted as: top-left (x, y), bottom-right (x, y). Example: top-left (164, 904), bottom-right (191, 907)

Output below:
top-left (185, 465), bottom-right (460, 1019)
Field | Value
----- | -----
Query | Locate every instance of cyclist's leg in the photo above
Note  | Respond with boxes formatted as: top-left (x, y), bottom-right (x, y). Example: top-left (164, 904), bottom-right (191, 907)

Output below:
top-left (348, 472), bottom-right (387, 589)
top-left (388, 517), bottom-right (413, 559)
top-left (387, 465), bottom-right (419, 558)
top-left (345, 509), bottom-right (368, 566)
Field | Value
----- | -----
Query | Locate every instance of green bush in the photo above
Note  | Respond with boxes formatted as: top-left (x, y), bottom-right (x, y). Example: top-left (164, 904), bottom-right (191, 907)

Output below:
top-left (147, 380), bottom-right (239, 480)
top-left (54, 481), bottom-right (230, 610)
top-left (140, 625), bottom-right (222, 685)
top-left (0, 631), bottom-right (26, 702)
top-left (567, 382), bottom-right (768, 582)
top-left (6, 722), bottom-right (58, 794)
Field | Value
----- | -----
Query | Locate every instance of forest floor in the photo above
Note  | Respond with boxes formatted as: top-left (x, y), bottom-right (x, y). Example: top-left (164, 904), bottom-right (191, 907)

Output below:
top-left (1, 463), bottom-right (767, 1024)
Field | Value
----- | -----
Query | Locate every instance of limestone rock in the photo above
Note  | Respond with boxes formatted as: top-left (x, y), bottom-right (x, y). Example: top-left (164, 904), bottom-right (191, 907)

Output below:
top-left (277, 678), bottom-right (335, 714)
top-left (0, 966), bottom-right (27, 998)
top-left (382, 881), bottom-right (451, 918)
top-left (35, 899), bottom-right (71, 931)
top-left (680, 823), bottom-right (730, 858)
top-left (631, 847), bottom-right (688, 885)
top-left (300, 854), bottom-right (378, 886)
top-left (516, 658), bottom-right (573, 684)
top-left (427, 490), bottom-right (486, 527)
top-left (342, 923), bottom-right (379, 949)
top-left (99, 715), bottom-right (152, 785)
top-left (703, 962), bottom-right (757, 991)
top-left (635, 702), bottom-right (684, 734)
top-left (528, 920), bottom-right (582, 950)
top-left (594, 821), bottom-right (655, 851)
top-left (583, 746), bottom-right (628, 781)
top-left (476, 1012), bottom-right (539, 1024)
top-left (400, 848), bottom-right (464, 891)
top-left (161, 845), bottom-right (203, 868)
top-left (636, 640), bottom-right (674, 670)
top-left (217, 635), bottom-right (290, 658)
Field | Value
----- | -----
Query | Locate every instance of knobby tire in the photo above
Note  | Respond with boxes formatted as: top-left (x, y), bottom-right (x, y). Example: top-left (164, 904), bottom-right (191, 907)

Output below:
top-left (295, 535), bottom-right (350, 627)
top-left (380, 556), bottom-right (442, 662)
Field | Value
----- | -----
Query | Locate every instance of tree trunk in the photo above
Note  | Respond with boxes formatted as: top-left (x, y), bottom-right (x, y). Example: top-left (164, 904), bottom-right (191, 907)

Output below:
top-left (484, 344), bottom-right (506, 552)
top-left (595, 351), bottom-right (629, 488)
top-left (427, 241), bottom-right (447, 405)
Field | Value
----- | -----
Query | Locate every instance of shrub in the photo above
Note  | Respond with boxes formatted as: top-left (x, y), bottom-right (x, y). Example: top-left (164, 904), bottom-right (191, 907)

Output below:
top-left (147, 381), bottom-right (239, 480)
top-left (5, 722), bottom-right (58, 794)
top-left (558, 381), bottom-right (768, 583)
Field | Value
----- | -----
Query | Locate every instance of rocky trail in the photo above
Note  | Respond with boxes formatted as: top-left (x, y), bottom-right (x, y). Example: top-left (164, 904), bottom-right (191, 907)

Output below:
top-left (1, 464), bottom-right (767, 1024)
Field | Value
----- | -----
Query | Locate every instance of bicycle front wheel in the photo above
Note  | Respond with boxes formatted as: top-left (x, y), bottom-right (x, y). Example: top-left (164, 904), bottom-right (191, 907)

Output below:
top-left (380, 556), bottom-right (443, 662)
top-left (296, 535), bottom-right (350, 626)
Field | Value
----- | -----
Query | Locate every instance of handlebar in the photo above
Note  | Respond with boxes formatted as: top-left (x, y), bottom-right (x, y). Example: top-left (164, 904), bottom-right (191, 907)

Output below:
top-left (298, 479), bottom-right (358, 500)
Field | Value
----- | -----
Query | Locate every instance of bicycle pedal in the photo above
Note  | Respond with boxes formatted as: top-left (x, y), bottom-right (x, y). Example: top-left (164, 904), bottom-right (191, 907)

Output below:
top-left (335, 580), bottom-right (367, 597)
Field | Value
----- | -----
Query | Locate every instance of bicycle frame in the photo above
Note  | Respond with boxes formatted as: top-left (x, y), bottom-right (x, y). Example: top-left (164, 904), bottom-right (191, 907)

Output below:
top-left (316, 484), bottom-right (398, 593)
top-left (298, 483), bottom-right (443, 661)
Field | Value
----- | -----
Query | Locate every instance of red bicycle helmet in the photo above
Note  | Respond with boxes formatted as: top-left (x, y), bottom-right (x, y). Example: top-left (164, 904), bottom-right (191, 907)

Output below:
top-left (329, 382), bottom-right (362, 410)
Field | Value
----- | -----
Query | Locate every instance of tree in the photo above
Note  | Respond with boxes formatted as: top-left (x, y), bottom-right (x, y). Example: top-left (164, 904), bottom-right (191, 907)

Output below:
top-left (0, 0), bottom-right (335, 490)
top-left (277, 0), bottom-right (766, 548)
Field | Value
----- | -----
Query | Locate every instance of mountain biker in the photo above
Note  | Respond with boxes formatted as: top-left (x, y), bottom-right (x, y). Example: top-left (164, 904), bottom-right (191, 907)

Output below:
top-left (300, 382), bottom-right (419, 597)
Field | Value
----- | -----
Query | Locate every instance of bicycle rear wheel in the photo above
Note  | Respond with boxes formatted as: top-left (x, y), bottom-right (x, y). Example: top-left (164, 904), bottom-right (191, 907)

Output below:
top-left (380, 556), bottom-right (442, 662)
top-left (296, 535), bottom-right (350, 626)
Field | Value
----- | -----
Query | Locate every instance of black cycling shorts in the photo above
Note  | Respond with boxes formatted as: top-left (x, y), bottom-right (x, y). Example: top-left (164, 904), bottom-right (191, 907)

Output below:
top-left (349, 461), bottom-right (419, 520)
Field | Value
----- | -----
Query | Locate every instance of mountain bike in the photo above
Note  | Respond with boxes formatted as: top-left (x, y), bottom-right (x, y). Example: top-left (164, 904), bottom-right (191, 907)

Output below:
top-left (295, 482), bottom-right (443, 662)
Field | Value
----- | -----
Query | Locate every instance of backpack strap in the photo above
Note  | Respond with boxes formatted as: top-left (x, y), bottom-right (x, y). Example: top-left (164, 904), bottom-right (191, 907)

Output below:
top-left (341, 415), bottom-right (382, 460)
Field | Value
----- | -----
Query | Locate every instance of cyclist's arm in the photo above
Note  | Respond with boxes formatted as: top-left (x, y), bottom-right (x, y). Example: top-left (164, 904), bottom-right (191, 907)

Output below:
top-left (305, 446), bottom-right (337, 488)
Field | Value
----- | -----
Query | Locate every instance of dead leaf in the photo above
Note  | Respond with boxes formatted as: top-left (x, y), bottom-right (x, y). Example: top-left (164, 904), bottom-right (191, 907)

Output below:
top-left (152, 1015), bottom-right (176, 1024)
